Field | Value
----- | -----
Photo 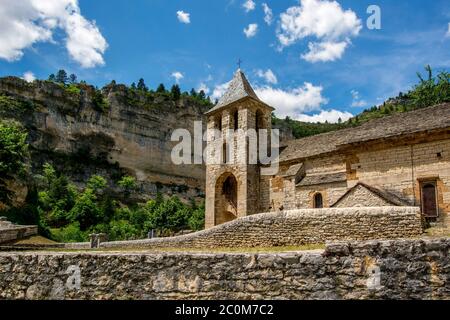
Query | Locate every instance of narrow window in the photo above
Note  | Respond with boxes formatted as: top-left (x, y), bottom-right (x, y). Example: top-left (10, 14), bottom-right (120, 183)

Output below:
top-left (222, 142), bottom-right (227, 164)
top-left (314, 193), bottom-right (323, 209)
top-left (233, 110), bottom-right (239, 131)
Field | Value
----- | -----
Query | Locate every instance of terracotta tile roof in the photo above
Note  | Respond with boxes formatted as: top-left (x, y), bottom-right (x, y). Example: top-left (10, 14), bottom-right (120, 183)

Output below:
top-left (280, 103), bottom-right (450, 162)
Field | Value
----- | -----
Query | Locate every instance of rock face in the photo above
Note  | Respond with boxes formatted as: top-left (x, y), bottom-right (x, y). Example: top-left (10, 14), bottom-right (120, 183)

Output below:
top-left (0, 77), bottom-right (209, 203)
top-left (0, 238), bottom-right (448, 300)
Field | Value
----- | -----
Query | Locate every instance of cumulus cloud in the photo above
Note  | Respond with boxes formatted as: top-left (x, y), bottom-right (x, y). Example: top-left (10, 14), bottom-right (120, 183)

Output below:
top-left (256, 69), bottom-right (278, 84)
top-left (244, 23), bottom-right (258, 38)
top-left (243, 0), bottom-right (256, 12)
top-left (255, 83), bottom-right (329, 119)
top-left (350, 90), bottom-right (367, 107)
top-left (262, 3), bottom-right (273, 25)
top-left (212, 81), bottom-right (232, 100)
top-left (277, 0), bottom-right (362, 62)
top-left (22, 71), bottom-right (36, 82)
top-left (295, 109), bottom-right (353, 123)
top-left (176, 10), bottom-right (190, 24)
top-left (197, 83), bottom-right (210, 95)
top-left (171, 71), bottom-right (184, 83)
top-left (301, 41), bottom-right (348, 63)
top-left (0, 0), bottom-right (108, 68)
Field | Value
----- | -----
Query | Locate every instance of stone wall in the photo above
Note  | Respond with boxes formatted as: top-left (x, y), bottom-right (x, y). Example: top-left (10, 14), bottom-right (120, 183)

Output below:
top-left (0, 238), bottom-right (448, 300)
top-left (0, 222), bottom-right (38, 244)
top-left (98, 207), bottom-right (423, 249)
top-left (333, 184), bottom-right (393, 208)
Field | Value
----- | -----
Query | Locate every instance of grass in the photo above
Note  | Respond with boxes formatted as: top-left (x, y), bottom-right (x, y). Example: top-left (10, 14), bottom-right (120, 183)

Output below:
top-left (12, 235), bottom-right (58, 245)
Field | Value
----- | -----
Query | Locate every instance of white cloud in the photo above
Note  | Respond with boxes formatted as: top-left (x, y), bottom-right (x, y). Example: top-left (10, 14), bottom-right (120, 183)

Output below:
top-left (301, 41), bottom-right (348, 63)
top-left (256, 69), bottom-right (278, 84)
top-left (212, 81), bottom-right (232, 100)
top-left (0, 0), bottom-right (108, 68)
top-left (22, 71), bottom-right (36, 82)
top-left (244, 23), bottom-right (258, 38)
top-left (255, 83), bottom-right (329, 119)
top-left (171, 71), bottom-right (184, 83)
top-left (295, 109), bottom-right (353, 123)
top-left (176, 10), bottom-right (190, 24)
top-left (350, 90), bottom-right (367, 107)
top-left (243, 0), bottom-right (256, 12)
top-left (277, 0), bottom-right (362, 62)
top-left (262, 3), bottom-right (273, 25)
top-left (197, 83), bottom-right (210, 95)
top-left (446, 23), bottom-right (450, 37)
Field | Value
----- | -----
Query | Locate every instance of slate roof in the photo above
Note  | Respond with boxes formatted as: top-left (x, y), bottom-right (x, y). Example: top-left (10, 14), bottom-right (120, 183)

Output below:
top-left (296, 172), bottom-right (347, 187)
top-left (205, 69), bottom-right (273, 115)
top-left (280, 103), bottom-right (450, 162)
top-left (331, 182), bottom-right (411, 207)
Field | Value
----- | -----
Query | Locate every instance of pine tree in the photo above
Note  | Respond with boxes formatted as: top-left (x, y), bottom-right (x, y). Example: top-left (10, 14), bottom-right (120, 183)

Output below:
top-left (56, 70), bottom-right (68, 84)
top-left (156, 83), bottom-right (166, 93)
top-left (198, 90), bottom-right (206, 100)
top-left (171, 84), bottom-right (181, 100)
top-left (131, 82), bottom-right (137, 90)
top-left (137, 78), bottom-right (148, 91)
top-left (69, 74), bottom-right (77, 84)
top-left (190, 88), bottom-right (198, 97)
top-left (48, 74), bottom-right (56, 82)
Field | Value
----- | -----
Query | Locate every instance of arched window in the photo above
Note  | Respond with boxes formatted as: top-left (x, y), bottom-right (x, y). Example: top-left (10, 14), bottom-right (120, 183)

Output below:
top-left (233, 110), bottom-right (239, 130)
top-left (314, 193), bottom-right (323, 209)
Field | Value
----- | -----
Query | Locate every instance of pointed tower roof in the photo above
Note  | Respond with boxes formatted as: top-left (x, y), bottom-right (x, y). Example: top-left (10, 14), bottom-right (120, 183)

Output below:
top-left (205, 69), bottom-right (273, 115)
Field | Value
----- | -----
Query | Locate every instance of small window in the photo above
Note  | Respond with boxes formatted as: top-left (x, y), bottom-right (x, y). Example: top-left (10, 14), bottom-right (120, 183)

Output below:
top-left (421, 182), bottom-right (438, 218)
top-left (314, 193), bottom-right (323, 209)
top-left (222, 142), bottom-right (228, 164)
top-left (216, 116), bottom-right (222, 131)
top-left (233, 110), bottom-right (239, 130)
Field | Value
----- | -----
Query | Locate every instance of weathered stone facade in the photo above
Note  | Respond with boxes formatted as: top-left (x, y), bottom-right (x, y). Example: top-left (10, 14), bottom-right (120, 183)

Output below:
top-left (204, 70), bottom-right (450, 229)
top-left (1, 238), bottom-right (448, 300)
top-left (98, 207), bottom-right (423, 250)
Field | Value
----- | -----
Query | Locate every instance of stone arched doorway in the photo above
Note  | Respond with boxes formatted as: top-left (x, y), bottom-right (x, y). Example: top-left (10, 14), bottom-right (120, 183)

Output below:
top-left (215, 172), bottom-right (239, 225)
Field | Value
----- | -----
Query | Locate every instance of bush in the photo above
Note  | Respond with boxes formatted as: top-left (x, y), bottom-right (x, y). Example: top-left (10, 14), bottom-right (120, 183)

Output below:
top-left (52, 222), bottom-right (87, 243)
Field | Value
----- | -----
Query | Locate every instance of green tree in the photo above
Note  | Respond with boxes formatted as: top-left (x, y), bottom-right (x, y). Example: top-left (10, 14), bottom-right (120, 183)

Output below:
top-left (68, 188), bottom-right (102, 230)
top-left (137, 78), bottom-right (148, 91)
top-left (198, 90), bottom-right (206, 100)
top-left (56, 69), bottom-right (68, 84)
top-left (87, 175), bottom-right (107, 193)
top-left (131, 82), bottom-right (136, 90)
top-left (0, 121), bottom-right (28, 205)
top-left (171, 84), bottom-right (181, 100)
top-left (188, 202), bottom-right (205, 231)
top-left (156, 83), bottom-right (166, 93)
top-left (69, 74), bottom-right (77, 84)
top-left (48, 74), bottom-right (56, 82)
top-left (190, 88), bottom-right (197, 97)
top-left (118, 176), bottom-right (137, 197)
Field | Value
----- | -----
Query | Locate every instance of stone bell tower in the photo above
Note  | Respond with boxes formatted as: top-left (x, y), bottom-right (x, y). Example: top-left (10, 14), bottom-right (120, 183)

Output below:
top-left (204, 69), bottom-right (274, 228)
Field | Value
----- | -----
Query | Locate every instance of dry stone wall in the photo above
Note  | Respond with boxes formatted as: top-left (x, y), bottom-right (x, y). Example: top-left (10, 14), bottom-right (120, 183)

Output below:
top-left (0, 238), bottom-right (448, 300)
top-left (99, 207), bottom-right (423, 249)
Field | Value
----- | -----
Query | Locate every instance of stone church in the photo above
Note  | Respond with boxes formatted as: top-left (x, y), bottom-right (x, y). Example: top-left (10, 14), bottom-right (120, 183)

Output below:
top-left (204, 69), bottom-right (450, 229)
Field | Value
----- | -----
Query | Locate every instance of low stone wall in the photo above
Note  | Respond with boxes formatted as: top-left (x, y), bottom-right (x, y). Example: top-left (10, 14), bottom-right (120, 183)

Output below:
top-left (99, 207), bottom-right (423, 249)
top-left (0, 226), bottom-right (38, 244)
top-left (0, 238), bottom-right (448, 300)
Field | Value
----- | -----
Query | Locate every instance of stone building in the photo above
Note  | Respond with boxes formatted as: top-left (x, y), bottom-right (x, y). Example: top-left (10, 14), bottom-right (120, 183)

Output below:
top-left (205, 69), bottom-right (450, 229)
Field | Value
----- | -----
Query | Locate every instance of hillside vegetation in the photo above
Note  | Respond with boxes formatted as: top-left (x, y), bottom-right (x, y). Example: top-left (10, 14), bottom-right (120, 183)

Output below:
top-left (273, 66), bottom-right (450, 139)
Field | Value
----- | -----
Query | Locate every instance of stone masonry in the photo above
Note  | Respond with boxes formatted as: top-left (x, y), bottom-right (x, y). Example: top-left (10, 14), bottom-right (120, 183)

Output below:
top-left (98, 207), bottom-right (423, 250)
top-left (0, 238), bottom-right (448, 300)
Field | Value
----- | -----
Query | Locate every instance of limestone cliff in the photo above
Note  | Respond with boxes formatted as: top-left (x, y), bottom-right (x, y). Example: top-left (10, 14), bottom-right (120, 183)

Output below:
top-left (0, 77), bottom-right (209, 203)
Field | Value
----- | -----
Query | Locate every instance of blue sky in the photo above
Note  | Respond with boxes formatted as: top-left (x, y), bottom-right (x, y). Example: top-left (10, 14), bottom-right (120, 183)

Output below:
top-left (0, 0), bottom-right (449, 122)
